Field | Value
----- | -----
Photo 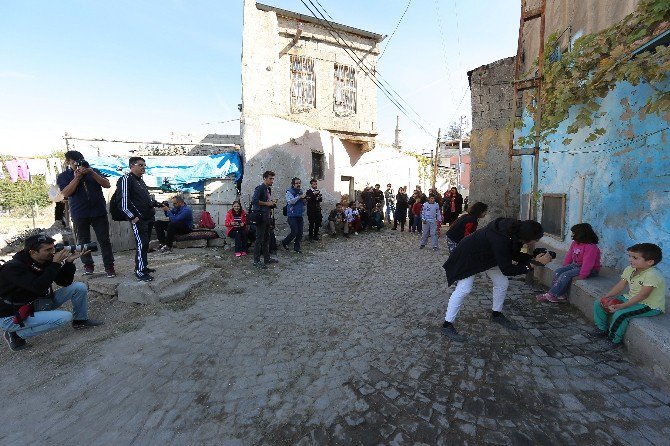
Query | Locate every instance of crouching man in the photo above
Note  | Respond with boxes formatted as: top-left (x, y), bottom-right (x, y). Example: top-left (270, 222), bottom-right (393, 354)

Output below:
top-left (0, 234), bottom-right (103, 351)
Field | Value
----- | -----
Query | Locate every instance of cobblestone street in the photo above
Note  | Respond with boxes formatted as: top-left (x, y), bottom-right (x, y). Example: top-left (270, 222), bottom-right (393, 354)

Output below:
top-left (2, 230), bottom-right (670, 445)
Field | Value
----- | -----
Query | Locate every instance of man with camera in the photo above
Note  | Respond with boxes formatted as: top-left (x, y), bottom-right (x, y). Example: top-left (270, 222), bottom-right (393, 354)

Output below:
top-left (57, 150), bottom-right (116, 278)
top-left (118, 157), bottom-right (157, 281)
top-left (0, 234), bottom-right (103, 351)
top-left (154, 195), bottom-right (193, 253)
top-left (305, 178), bottom-right (323, 241)
top-left (251, 171), bottom-right (279, 269)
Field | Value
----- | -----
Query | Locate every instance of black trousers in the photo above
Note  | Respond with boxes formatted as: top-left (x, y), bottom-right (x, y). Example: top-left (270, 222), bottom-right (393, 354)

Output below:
top-left (154, 220), bottom-right (191, 247)
top-left (228, 228), bottom-right (248, 253)
top-left (73, 215), bottom-right (115, 269)
top-left (253, 220), bottom-right (271, 263)
top-left (131, 219), bottom-right (152, 275)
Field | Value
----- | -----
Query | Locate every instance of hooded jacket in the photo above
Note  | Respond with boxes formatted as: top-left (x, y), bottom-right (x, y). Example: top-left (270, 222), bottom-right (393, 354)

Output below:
top-left (0, 250), bottom-right (76, 317)
top-left (442, 217), bottom-right (533, 286)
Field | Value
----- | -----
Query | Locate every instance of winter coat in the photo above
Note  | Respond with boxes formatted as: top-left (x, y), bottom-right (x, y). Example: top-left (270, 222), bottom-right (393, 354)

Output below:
top-left (442, 217), bottom-right (533, 286)
top-left (224, 209), bottom-right (247, 236)
top-left (446, 215), bottom-right (479, 243)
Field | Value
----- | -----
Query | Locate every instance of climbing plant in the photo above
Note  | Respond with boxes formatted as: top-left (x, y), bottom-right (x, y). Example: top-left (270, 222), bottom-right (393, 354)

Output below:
top-left (403, 150), bottom-right (431, 186)
top-left (517, 0), bottom-right (670, 146)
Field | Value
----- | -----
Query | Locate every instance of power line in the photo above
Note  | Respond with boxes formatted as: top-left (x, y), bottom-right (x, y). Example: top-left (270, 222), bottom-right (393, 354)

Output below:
top-left (201, 118), bottom-right (240, 125)
top-left (301, 0), bottom-right (435, 137)
top-left (378, 0), bottom-right (413, 60)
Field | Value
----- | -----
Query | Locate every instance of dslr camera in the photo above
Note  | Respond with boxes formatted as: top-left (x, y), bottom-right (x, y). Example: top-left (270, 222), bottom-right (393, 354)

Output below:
top-left (55, 241), bottom-right (98, 253)
top-left (533, 247), bottom-right (556, 259)
top-left (74, 159), bottom-right (90, 169)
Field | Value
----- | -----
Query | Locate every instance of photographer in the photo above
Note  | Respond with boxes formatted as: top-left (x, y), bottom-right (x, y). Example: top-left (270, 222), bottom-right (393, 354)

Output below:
top-left (118, 157), bottom-right (157, 281)
top-left (305, 179), bottom-right (323, 241)
top-left (281, 178), bottom-right (306, 253)
top-left (154, 195), bottom-right (193, 253)
top-left (0, 234), bottom-right (103, 351)
top-left (440, 218), bottom-right (553, 341)
top-left (251, 171), bottom-right (279, 269)
top-left (57, 151), bottom-right (116, 278)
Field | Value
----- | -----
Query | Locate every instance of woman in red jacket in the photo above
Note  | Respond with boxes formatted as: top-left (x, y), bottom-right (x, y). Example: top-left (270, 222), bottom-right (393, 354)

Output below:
top-left (225, 201), bottom-right (248, 257)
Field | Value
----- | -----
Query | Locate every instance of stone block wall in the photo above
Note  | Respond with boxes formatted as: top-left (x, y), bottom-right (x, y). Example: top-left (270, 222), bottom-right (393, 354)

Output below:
top-left (467, 56), bottom-right (520, 224)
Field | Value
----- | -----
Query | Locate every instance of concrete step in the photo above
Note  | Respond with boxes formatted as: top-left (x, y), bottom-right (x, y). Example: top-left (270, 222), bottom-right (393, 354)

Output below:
top-left (117, 269), bottom-right (217, 305)
top-left (533, 249), bottom-right (670, 387)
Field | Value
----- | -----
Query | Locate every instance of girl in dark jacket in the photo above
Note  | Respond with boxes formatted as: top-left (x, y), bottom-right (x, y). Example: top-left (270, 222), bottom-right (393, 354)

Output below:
top-left (393, 187), bottom-right (409, 231)
top-left (445, 202), bottom-right (488, 253)
top-left (441, 218), bottom-right (553, 341)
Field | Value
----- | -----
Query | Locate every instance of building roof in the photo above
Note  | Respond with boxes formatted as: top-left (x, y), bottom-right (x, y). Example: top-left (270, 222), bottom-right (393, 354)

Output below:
top-left (256, 3), bottom-right (385, 42)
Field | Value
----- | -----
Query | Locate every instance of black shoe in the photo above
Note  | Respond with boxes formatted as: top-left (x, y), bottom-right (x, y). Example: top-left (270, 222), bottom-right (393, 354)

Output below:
top-left (419, 245), bottom-right (425, 249)
top-left (253, 262), bottom-right (268, 269)
top-left (4, 331), bottom-right (27, 351)
top-left (392, 227), bottom-right (397, 230)
top-left (490, 313), bottom-right (519, 330)
top-left (72, 319), bottom-right (104, 329)
top-left (143, 267), bottom-right (156, 273)
top-left (265, 258), bottom-right (279, 264)
top-left (441, 324), bottom-right (466, 342)
top-left (281, 242), bottom-right (289, 251)
top-left (587, 328), bottom-right (608, 339)
top-left (136, 273), bottom-right (154, 282)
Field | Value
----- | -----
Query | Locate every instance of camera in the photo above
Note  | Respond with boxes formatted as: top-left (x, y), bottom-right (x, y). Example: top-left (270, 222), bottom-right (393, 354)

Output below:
top-left (74, 159), bottom-right (90, 169)
top-left (55, 241), bottom-right (98, 253)
top-left (533, 247), bottom-right (557, 259)
top-left (161, 201), bottom-right (170, 208)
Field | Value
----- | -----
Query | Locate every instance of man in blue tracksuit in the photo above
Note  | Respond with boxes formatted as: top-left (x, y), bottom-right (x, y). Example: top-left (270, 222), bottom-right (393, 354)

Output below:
top-left (281, 177), bottom-right (306, 253)
top-left (154, 195), bottom-right (193, 253)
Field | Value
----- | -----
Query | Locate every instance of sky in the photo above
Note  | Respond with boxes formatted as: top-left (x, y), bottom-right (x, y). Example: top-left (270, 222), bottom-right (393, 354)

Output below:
top-left (0, 0), bottom-right (520, 156)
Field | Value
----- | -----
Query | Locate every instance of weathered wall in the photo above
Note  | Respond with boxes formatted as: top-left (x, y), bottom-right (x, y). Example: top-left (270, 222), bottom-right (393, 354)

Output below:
top-left (468, 56), bottom-right (519, 224)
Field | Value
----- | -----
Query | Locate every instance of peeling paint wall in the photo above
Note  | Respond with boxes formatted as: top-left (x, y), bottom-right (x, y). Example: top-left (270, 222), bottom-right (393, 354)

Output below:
top-left (468, 56), bottom-right (520, 225)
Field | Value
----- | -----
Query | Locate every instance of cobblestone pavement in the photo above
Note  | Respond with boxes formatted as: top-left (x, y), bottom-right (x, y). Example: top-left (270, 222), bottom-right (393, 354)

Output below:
top-left (2, 230), bottom-right (670, 445)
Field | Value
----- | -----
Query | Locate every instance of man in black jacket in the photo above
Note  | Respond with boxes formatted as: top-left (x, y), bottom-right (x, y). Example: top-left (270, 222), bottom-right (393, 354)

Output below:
top-left (440, 218), bottom-right (553, 341)
top-left (305, 178), bottom-right (323, 241)
top-left (119, 157), bottom-right (157, 281)
top-left (0, 234), bottom-right (103, 351)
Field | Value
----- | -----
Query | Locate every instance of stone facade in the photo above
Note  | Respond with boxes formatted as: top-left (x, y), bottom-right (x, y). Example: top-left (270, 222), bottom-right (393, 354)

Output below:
top-left (467, 56), bottom-right (519, 224)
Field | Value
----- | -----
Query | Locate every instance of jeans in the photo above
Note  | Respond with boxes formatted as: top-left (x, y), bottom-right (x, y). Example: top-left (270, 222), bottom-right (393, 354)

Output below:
top-left (445, 267), bottom-right (509, 323)
top-left (154, 220), bottom-right (191, 248)
top-left (385, 203), bottom-right (395, 222)
top-left (420, 220), bottom-right (438, 248)
top-left (253, 220), bottom-right (271, 263)
top-left (131, 219), bottom-right (152, 276)
top-left (283, 216), bottom-right (304, 251)
top-left (228, 228), bottom-right (248, 253)
top-left (73, 215), bottom-right (115, 269)
top-left (413, 216), bottom-right (423, 234)
top-left (1, 282), bottom-right (88, 339)
top-left (549, 263), bottom-right (598, 296)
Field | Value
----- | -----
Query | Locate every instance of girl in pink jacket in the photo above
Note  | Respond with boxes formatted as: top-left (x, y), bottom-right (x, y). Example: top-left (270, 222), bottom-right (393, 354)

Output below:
top-left (537, 223), bottom-right (601, 303)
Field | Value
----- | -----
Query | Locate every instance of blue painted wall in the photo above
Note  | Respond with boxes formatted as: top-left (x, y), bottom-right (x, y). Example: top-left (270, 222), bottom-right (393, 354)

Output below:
top-left (515, 77), bottom-right (670, 280)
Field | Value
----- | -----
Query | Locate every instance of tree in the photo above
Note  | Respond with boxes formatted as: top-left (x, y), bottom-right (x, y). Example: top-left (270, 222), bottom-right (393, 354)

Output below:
top-left (445, 119), bottom-right (471, 141)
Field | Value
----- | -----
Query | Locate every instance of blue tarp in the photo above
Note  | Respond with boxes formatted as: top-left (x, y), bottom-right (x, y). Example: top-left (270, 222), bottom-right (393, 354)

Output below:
top-left (85, 153), bottom-right (243, 192)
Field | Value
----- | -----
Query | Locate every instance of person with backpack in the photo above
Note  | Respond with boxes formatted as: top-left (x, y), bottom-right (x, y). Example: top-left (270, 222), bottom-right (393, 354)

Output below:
top-left (57, 151), bottom-right (116, 278)
top-left (116, 157), bottom-right (158, 281)
top-left (154, 195), bottom-right (193, 253)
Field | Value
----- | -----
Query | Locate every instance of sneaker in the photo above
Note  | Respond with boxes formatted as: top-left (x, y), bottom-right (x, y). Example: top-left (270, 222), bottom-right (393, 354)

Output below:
top-left (160, 246), bottom-right (172, 253)
top-left (105, 267), bottom-right (117, 278)
top-left (241, 252), bottom-right (247, 256)
top-left (235, 252), bottom-right (242, 257)
top-left (4, 331), bottom-right (27, 351)
top-left (545, 293), bottom-right (565, 303)
top-left (136, 273), bottom-right (154, 282)
top-left (72, 319), bottom-right (104, 329)
top-left (253, 262), bottom-right (268, 269)
top-left (142, 267), bottom-right (156, 274)
top-left (419, 245), bottom-right (425, 249)
top-left (265, 259), bottom-right (279, 264)
top-left (441, 324), bottom-right (466, 342)
top-left (432, 247), bottom-right (438, 251)
top-left (490, 313), bottom-right (519, 330)
top-left (556, 295), bottom-right (568, 301)
top-left (391, 227), bottom-right (397, 230)
top-left (536, 293), bottom-right (553, 302)
top-left (83, 265), bottom-right (94, 275)
top-left (354, 232), bottom-right (359, 235)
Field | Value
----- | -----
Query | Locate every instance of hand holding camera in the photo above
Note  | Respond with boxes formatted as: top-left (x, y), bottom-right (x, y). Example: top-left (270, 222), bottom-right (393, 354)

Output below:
top-left (532, 247), bottom-right (556, 265)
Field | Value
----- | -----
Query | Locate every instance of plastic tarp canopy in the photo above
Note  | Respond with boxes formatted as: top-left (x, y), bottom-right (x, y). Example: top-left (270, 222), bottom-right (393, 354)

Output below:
top-left (85, 153), bottom-right (242, 192)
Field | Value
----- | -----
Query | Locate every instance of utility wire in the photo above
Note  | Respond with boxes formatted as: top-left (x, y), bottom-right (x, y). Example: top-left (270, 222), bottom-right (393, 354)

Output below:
top-left (302, 0), bottom-right (435, 137)
top-left (378, 0), bottom-right (413, 60)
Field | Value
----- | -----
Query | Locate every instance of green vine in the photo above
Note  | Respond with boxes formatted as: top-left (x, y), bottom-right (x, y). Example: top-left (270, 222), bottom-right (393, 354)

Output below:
top-left (403, 150), bottom-right (431, 185)
top-left (517, 0), bottom-right (670, 146)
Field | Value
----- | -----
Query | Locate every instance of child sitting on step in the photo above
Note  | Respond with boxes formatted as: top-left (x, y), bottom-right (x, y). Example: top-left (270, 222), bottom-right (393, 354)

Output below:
top-left (591, 243), bottom-right (665, 346)
top-left (537, 223), bottom-right (601, 303)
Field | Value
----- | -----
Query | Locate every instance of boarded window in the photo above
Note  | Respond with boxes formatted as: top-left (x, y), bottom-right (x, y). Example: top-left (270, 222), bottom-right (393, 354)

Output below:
top-left (333, 64), bottom-right (356, 116)
top-left (290, 55), bottom-right (316, 113)
top-left (541, 194), bottom-right (566, 239)
top-left (312, 152), bottom-right (324, 180)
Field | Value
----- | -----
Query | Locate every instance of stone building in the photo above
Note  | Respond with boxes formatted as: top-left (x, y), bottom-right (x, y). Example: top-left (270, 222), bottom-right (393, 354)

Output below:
top-left (467, 56), bottom-right (518, 224)
top-left (240, 1), bottom-right (423, 207)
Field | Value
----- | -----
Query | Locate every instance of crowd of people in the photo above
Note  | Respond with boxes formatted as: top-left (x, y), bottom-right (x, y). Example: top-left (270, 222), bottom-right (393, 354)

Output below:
top-left (0, 160), bottom-right (665, 355)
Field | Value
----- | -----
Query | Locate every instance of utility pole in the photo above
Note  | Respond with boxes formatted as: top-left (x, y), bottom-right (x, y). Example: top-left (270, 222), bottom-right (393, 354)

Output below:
top-left (432, 128), bottom-right (441, 189)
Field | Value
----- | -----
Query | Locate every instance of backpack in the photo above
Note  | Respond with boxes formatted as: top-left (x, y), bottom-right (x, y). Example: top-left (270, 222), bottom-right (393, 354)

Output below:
top-left (109, 178), bottom-right (128, 221)
top-left (199, 211), bottom-right (216, 229)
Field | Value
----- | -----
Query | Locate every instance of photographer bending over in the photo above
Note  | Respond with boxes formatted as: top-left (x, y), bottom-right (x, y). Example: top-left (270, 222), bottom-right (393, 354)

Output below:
top-left (441, 218), bottom-right (553, 341)
top-left (155, 195), bottom-right (194, 253)
top-left (57, 150), bottom-right (116, 277)
top-left (0, 234), bottom-right (103, 351)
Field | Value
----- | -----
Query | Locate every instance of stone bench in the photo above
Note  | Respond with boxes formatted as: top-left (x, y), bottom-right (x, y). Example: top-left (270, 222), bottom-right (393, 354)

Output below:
top-left (533, 244), bottom-right (670, 385)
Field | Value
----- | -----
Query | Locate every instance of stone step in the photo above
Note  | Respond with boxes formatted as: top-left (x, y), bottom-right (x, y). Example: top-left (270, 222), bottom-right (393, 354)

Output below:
top-left (117, 268), bottom-right (217, 305)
